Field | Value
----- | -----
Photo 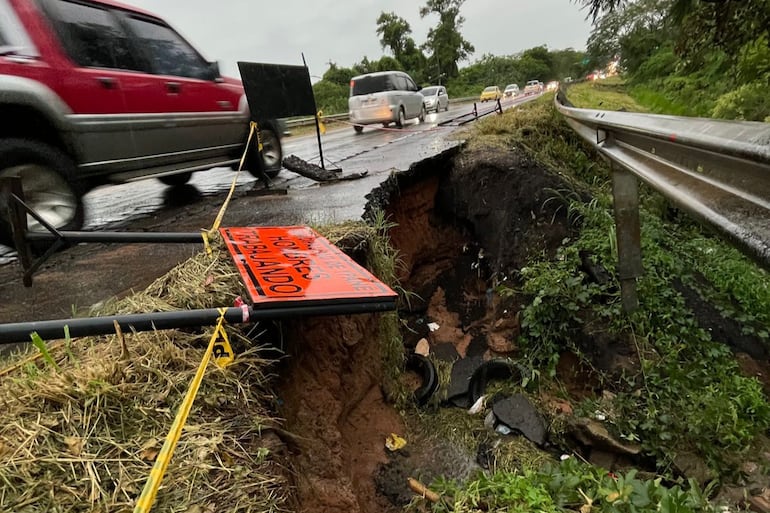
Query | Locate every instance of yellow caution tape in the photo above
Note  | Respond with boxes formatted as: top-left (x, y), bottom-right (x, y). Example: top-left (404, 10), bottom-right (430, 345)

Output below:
top-left (317, 110), bottom-right (326, 135)
top-left (212, 322), bottom-right (234, 368)
top-left (133, 309), bottom-right (231, 513)
top-left (207, 122), bottom-right (258, 238)
top-left (200, 230), bottom-right (211, 256)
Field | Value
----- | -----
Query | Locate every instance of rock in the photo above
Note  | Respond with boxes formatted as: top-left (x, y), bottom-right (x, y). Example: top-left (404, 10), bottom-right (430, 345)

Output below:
top-left (487, 331), bottom-right (517, 353)
top-left (568, 417), bottom-right (641, 456)
top-left (493, 311), bottom-right (521, 332)
top-left (672, 452), bottom-right (716, 486)
top-left (749, 495), bottom-right (770, 513)
top-left (742, 462), bottom-right (759, 475)
top-left (588, 449), bottom-right (617, 470)
top-left (492, 393), bottom-right (548, 446)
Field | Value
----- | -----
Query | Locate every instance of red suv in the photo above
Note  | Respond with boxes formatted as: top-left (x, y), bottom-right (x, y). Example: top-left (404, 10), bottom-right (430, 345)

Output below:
top-left (0, 0), bottom-right (282, 242)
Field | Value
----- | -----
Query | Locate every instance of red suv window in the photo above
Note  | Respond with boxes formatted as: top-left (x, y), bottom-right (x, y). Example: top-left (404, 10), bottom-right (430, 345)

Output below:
top-left (44, 0), bottom-right (141, 71)
top-left (123, 16), bottom-right (211, 80)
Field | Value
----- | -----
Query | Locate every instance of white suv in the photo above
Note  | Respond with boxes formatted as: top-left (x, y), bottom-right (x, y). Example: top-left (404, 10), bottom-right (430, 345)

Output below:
top-left (348, 71), bottom-right (425, 133)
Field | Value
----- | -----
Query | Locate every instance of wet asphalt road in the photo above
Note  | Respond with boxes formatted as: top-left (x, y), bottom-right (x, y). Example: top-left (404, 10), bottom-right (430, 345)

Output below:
top-left (0, 95), bottom-right (539, 263)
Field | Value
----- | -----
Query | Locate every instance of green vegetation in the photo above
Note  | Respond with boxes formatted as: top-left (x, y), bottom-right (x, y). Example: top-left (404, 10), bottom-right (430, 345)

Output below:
top-left (561, 76), bottom-right (646, 111)
top-left (420, 458), bottom-right (717, 513)
top-left (427, 84), bottom-right (770, 508)
top-left (584, 0), bottom-right (770, 120)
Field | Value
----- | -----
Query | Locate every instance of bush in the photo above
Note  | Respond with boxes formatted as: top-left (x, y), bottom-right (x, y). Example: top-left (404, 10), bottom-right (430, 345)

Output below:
top-left (712, 81), bottom-right (770, 121)
top-left (736, 35), bottom-right (770, 82)
top-left (632, 44), bottom-right (678, 83)
top-left (312, 80), bottom-right (349, 115)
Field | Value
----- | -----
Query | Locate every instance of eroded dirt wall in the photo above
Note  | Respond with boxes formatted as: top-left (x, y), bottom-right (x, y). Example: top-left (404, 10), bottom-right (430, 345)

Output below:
top-left (276, 314), bottom-right (403, 513)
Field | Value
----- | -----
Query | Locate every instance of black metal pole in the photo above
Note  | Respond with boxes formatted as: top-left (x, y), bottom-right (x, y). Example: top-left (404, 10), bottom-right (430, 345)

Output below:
top-left (302, 52), bottom-right (326, 170)
top-left (0, 300), bottom-right (397, 343)
top-left (25, 231), bottom-right (205, 244)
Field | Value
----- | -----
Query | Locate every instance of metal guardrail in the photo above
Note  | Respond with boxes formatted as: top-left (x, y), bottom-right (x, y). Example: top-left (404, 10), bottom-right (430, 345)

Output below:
top-left (555, 89), bottom-right (770, 311)
top-left (283, 96), bottom-right (480, 128)
top-left (284, 113), bottom-right (348, 128)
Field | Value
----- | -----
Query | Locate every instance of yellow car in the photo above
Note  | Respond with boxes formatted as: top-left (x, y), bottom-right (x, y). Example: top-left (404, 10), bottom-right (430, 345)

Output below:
top-left (479, 86), bottom-right (502, 102)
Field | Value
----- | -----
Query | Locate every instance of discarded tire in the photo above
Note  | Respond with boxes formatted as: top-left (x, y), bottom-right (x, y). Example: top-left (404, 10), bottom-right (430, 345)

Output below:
top-left (405, 353), bottom-right (438, 406)
top-left (468, 359), bottom-right (524, 404)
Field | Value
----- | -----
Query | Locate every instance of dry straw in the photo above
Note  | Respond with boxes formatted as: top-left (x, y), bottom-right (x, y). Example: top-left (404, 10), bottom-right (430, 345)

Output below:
top-left (0, 235), bottom-right (292, 513)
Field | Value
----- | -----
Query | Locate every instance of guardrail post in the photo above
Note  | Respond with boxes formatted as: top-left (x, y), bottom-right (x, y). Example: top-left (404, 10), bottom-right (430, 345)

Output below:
top-left (610, 162), bottom-right (643, 313)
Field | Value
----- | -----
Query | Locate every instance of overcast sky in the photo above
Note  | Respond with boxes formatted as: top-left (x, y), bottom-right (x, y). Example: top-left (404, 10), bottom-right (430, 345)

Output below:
top-left (126, 0), bottom-right (595, 81)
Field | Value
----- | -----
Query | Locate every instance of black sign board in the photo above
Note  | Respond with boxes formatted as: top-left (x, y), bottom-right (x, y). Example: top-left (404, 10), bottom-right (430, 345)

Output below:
top-left (237, 62), bottom-right (317, 122)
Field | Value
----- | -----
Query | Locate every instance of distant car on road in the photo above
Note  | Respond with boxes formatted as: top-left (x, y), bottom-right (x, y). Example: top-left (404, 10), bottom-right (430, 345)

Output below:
top-left (546, 81), bottom-right (560, 92)
top-left (420, 85), bottom-right (449, 113)
top-left (503, 84), bottom-right (519, 98)
top-left (524, 80), bottom-right (544, 95)
top-left (479, 86), bottom-right (502, 102)
top-left (0, 0), bottom-right (283, 244)
top-left (348, 71), bottom-right (425, 133)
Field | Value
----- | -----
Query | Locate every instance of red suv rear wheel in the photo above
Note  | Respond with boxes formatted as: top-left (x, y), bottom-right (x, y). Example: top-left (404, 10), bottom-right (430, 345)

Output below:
top-left (0, 139), bottom-right (85, 247)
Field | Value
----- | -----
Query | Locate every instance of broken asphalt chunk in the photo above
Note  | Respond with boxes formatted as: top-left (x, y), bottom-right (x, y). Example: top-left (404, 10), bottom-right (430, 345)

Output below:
top-left (446, 355), bottom-right (484, 408)
top-left (492, 393), bottom-right (548, 446)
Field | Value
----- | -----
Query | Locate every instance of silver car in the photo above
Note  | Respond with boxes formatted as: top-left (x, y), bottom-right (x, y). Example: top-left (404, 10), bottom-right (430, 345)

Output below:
top-left (420, 85), bottom-right (449, 113)
top-left (503, 84), bottom-right (519, 98)
top-left (348, 71), bottom-right (425, 132)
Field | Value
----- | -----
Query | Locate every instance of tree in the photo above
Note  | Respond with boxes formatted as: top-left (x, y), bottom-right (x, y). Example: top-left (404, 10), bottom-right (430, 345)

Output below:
top-left (420, 0), bottom-right (475, 80)
top-left (550, 48), bottom-right (592, 79)
top-left (322, 62), bottom-right (355, 87)
top-left (581, 0), bottom-right (770, 62)
top-left (585, 0), bottom-right (674, 74)
top-left (578, 0), bottom-right (626, 21)
top-left (376, 12), bottom-right (414, 62)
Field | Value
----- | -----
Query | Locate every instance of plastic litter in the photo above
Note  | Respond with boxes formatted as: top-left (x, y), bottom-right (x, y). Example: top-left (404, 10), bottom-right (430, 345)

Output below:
top-left (468, 395), bottom-right (486, 415)
top-left (385, 433), bottom-right (407, 451)
top-left (415, 338), bottom-right (430, 356)
top-left (495, 424), bottom-right (513, 435)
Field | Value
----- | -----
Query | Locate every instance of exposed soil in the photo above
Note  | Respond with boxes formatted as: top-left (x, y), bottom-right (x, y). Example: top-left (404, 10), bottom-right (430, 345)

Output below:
top-left (276, 314), bottom-right (403, 513)
top-left (2, 142), bottom-right (770, 511)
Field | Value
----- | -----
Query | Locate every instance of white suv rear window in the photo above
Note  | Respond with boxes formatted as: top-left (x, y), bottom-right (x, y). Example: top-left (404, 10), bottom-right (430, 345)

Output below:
top-left (351, 75), bottom-right (394, 96)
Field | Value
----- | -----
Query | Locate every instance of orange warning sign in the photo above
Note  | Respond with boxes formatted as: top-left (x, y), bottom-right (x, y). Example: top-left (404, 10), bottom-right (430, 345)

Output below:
top-left (220, 226), bottom-right (397, 306)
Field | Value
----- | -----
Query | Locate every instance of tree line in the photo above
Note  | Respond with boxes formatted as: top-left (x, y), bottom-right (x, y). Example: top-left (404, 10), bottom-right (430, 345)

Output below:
top-left (313, 0), bottom-right (769, 121)
top-left (312, 0), bottom-right (594, 114)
